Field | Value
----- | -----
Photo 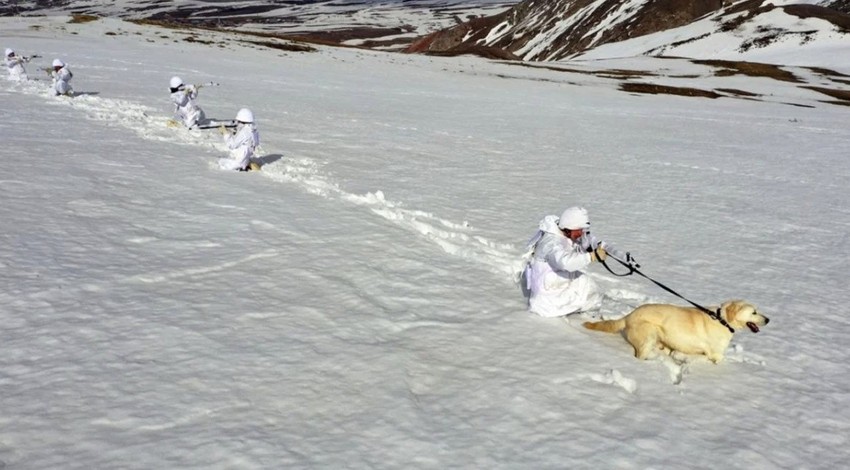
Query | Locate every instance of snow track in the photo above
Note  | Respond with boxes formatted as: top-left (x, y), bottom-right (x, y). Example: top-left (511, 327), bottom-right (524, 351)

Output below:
top-left (5, 78), bottom-right (524, 278)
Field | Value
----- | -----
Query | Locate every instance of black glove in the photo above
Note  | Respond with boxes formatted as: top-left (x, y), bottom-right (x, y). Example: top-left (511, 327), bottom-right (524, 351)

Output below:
top-left (626, 252), bottom-right (640, 269)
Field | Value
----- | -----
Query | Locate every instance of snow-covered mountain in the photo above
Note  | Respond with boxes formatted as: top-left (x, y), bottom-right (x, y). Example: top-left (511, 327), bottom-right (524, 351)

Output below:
top-left (0, 0), bottom-right (514, 51)
top-left (7, 0), bottom-right (850, 61)
top-left (408, 0), bottom-right (850, 63)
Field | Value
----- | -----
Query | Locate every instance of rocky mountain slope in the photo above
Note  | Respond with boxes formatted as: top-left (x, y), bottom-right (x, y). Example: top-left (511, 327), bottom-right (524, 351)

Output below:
top-left (5, 0), bottom-right (850, 62)
top-left (407, 0), bottom-right (850, 61)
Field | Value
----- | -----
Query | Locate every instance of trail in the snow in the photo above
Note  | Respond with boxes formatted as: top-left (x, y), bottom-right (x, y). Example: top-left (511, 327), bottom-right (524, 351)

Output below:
top-left (4, 78), bottom-right (525, 278)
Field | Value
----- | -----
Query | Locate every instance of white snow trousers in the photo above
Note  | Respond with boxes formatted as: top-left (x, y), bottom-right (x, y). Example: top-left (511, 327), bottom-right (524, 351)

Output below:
top-left (525, 260), bottom-right (602, 317)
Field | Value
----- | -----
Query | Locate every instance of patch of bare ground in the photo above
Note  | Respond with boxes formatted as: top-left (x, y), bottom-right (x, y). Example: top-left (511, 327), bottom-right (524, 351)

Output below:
top-left (597, 69), bottom-right (657, 79)
top-left (284, 26), bottom-right (414, 44)
top-left (723, 0), bottom-right (771, 16)
top-left (783, 102), bottom-right (817, 108)
top-left (133, 18), bottom-right (406, 50)
top-left (784, 4), bottom-right (850, 32)
top-left (129, 19), bottom-right (317, 52)
top-left (240, 40), bottom-right (316, 53)
top-left (494, 74), bottom-right (568, 86)
top-left (820, 100), bottom-right (850, 107)
top-left (717, 1), bottom-right (772, 32)
top-left (183, 36), bottom-right (215, 45)
top-left (801, 86), bottom-right (850, 103)
top-left (692, 59), bottom-right (802, 83)
top-left (131, 18), bottom-right (195, 30)
top-left (506, 62), bottom-right (656, 79)
top-left (647, 33), bottom-right (711, 55)
top-left (715, 88), bottom-right (760, 97)
top-left (358, 37), bottom-right (415, 49)
top-left (69, 14), bottom-right (99, 24)
top-left (424, 46), bottom-right (520, 61)
top-left (804, 66), bottom-right (850, 78)
top-left (739, 30), bottom-right (818, 52)
top-left (620, 83), bottom-right (722, 98)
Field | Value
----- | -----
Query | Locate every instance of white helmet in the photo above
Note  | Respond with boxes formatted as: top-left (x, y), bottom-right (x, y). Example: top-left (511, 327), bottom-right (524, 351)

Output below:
top-left (235, 108), bottom-right (254, 123)
top-left (5, 48), bottom-right (13, 57)
top-left (169, 76), bottom-right (183, 89)
top-left (558, 206), bottom-right (590, 230)
top-left (52, 58), bottom-right (64, 68)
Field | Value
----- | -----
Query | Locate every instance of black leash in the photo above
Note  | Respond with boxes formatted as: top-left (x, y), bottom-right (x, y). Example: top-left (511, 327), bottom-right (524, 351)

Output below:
top-left (598, 254), bottom-right (735, 333)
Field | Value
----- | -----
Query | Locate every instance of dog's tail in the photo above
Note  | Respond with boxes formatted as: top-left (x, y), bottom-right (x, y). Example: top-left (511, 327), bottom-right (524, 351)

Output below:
top-left (583, 318), bottom-right (626, 334)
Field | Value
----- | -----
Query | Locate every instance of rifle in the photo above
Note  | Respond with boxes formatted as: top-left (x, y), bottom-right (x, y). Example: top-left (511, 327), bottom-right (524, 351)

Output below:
top-left (197, 119), bottom-right (237, 130)
top-left (22, 54), bottom-right (40, 62)
top-left (192, 81), bottom-right (220, 91)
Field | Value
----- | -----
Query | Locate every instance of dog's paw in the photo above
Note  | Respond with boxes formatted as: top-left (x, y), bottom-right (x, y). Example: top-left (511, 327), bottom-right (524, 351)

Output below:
top-left (669, 351), bottom-right (691, 364)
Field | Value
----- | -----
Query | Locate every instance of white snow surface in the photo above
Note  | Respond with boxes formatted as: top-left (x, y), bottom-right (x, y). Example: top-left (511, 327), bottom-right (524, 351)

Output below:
top-left (2, 15), bottom-right (850, 469)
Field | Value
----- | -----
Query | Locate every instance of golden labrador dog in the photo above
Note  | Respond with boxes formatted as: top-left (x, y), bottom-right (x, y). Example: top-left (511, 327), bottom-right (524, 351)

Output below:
top-left (583, 300), bottom-right (769, 363)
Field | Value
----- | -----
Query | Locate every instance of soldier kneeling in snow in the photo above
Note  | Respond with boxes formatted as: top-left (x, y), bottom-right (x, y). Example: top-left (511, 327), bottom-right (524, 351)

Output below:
top-left (522, 206), bottom-right (635, 318)
top-left (5, 48), bottom-right (33, 81)
top-left (50, 59), bottom-right (73, 96)
top-left (219, 108), bottom-right (261, 172)
top-left (169, 76), bottom-right (206, 128)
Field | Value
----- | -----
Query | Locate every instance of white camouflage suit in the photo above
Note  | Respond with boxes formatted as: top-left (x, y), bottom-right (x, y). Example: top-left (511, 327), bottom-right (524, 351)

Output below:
top-left (219, 123), bottom-right (260, 171)
top-left (523, 215), bottom-right (625, 317)
top-left (4, 53), bottom-right (29, 81)
top-left (171, 86), bottom-right (205, 128)
top-left (51, 65), bottom-right (73, 96)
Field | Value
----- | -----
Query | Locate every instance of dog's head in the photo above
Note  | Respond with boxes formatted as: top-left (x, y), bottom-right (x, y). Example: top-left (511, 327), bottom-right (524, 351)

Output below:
top-left (720, 300), bottom-right (770, 333)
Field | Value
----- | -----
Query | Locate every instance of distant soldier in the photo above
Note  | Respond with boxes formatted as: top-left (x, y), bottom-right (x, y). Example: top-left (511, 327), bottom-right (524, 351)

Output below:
top-left (5, 48), bottom-right (34, 81)
top-left (169, 76), bottom-right (206, 128)
top-left (219, 108), bottom-right (261, 171)
top-left (50, 58), bottom-right (73, 96)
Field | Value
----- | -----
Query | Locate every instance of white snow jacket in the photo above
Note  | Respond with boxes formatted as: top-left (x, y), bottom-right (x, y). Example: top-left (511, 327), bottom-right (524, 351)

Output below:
top-left (219, 123), bottom-right (260, 171)
top-left (51, 66), bottom-right (73, 96)
top-left (5, 55), bottom-right (28, 81)
top-left (522, 215), bottom-right (625, 317)
top-left (170, 86), bottom-right (205, 128)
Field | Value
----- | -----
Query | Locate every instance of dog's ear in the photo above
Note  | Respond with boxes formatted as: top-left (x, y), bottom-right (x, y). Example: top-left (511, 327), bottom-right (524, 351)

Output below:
top-left (721, 300), bottom-right (742, 322)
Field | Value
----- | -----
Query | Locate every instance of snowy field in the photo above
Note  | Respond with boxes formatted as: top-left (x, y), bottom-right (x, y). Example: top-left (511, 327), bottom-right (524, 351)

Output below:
top-left (2, 15), bottom-right (850, 469)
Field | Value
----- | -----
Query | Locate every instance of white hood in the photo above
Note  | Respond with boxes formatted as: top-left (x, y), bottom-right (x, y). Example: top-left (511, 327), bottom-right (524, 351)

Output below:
top-left (522, 215), bottom-right (561, 259)
top-left (538, 215), bottom-right (561, 235)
